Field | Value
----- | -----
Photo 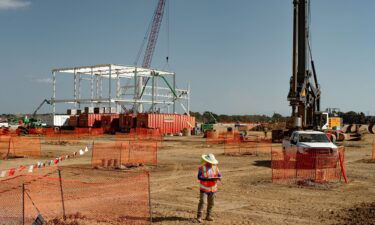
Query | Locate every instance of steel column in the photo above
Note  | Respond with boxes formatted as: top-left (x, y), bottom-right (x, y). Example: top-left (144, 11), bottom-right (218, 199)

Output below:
top-left (90, 68), bottom-right (94, 107)
top-left (187, 82), bottom-right (190, 116)
top-left (173, 73), bottom-right (176, 113)
top-left (77, 72), bottom-right (81, 109)
top-left (151, 72), bottom-right (155, 112)
top-left (134, 68), bottom-right (138, 114)
top-left (52, 71), bottom-right (56, 115)
top-left (116, 71), bottom-right (120, 113)
top-left (109, 65), bottom-right (112, 108)
top-left (74, 69), bottom-right (77, 108)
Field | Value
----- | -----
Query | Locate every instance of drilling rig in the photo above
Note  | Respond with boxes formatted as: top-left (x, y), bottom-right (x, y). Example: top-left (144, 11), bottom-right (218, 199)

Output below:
top-left (287, 0), bottom-right (320, 130)
top-left (271, 0), bottom-right (361, 143)
top-left (273, 0), bottom-right (333, 142)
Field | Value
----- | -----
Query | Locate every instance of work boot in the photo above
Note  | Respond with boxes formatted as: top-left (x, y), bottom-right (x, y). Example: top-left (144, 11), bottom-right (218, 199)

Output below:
top-left (197, 213), bottom-right (203, 223)
top-left (206, 215), bottom-right (214, 221)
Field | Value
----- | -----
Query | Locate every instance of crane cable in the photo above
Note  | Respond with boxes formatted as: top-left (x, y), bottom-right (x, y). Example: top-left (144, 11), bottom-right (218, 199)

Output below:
top-left (163, 0), bottom-right (170, 71)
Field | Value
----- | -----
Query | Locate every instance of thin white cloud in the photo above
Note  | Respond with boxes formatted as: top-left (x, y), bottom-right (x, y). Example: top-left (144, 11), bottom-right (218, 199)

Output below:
top-left (35, 78), bottom-right (53, 84)
top-left (0, 0), bottom-right (31, 10)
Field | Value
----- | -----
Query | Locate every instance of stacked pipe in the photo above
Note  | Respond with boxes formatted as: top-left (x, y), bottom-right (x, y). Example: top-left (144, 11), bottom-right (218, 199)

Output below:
top-left (369, 124), bottom-right (375, 134)
top-left (343, 124), bottom-right (375, 134)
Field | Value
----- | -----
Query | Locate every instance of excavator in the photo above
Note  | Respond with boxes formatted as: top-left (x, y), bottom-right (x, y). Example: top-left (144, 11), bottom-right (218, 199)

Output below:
top-left (272, 0), bottom-right (360, 143)
top-left (17, 99), bottom-right (51, 135)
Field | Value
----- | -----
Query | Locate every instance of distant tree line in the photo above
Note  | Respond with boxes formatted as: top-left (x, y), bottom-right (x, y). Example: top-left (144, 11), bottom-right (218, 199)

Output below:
top-left (189, 111), bottom-right (288, 123)
top-left (337, 111), bottom-right (375, 124)
top-left (190, 111), bottom-right (375, 124)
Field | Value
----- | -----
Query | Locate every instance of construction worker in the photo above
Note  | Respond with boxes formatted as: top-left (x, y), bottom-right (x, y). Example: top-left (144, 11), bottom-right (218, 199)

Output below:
top-left (197, 153), bottom-right (222, 223)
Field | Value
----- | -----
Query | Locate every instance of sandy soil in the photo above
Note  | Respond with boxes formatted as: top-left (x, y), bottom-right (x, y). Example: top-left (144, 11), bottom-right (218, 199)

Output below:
top-left (1, 133), bottom-right (375, 224)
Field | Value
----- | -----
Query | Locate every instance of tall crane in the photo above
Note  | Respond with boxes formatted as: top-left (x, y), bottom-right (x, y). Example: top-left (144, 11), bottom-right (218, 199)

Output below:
top-left (142, 0), bottom-right (167, 69)
top-left (134, 0), bottom-right (167, 113)
top-left (287, 0), bottom-right (321, 129)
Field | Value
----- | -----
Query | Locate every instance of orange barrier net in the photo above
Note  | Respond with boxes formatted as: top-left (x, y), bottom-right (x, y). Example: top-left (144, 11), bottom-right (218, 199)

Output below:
top-left (27, 128), bottom-right (104, 139)
top-left (0, 128), bottom-right (19, 137)
top-left (0, 177), bottom-right (23, 225)
top-left (92, 141), bottom-right (158, 168)
top-left (0, 136), bottom-right (12, 158)
top-left (224, 138), bottom-right (272, 156)
top-left (206, 131), bottom-right (241, 145)
top-left (272, 147), bottom-right (347, 184)
top-left (0, 168), bottom-right (151, 225)
top-left (0, 136), bottom-right (41, 158)
top-left (129, 128), bottom-right (163, 141)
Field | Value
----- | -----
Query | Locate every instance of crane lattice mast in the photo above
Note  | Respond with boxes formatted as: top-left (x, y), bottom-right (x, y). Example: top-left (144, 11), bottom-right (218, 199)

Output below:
top-left (142, 0), bottom-right (166, 69)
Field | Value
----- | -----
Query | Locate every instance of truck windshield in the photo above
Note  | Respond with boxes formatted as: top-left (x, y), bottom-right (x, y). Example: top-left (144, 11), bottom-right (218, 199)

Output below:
top-left (299, 134), bottom-right (330, 143)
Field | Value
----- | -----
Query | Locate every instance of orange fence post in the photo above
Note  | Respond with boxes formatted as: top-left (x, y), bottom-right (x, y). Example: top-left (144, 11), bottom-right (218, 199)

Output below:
top-left (338, 147), bottom-right (348, 183)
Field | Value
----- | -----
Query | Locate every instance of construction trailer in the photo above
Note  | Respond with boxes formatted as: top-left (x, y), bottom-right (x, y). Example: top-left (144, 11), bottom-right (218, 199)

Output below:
top-left (50, 64), bottom-right (190, 115)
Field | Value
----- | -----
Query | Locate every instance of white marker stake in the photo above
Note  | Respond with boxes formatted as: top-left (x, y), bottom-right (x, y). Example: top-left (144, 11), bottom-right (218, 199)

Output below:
top-left (85, 146), bottom-right (89, 152)
top-left (28, 165), bottom-right (34, 173)
top-left (79, 149), bottom-right (84, 155)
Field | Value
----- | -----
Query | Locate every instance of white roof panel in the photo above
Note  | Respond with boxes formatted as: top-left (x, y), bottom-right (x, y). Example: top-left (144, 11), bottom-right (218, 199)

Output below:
top-left (52, 64), bottom-right (174, 78)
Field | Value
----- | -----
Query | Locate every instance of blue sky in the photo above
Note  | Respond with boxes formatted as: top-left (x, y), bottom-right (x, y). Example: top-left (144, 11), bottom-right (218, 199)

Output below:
top-left (0, 0), bottom-right (374, 115)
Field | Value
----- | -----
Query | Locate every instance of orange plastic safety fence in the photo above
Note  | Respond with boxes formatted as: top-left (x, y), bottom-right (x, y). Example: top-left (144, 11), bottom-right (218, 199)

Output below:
top-left (0, 128), bottom-right (19, 137)
top-left (223, 138), bottom-right (272, 156)
top-left (271, 148), bottom-right (297, 184)
top-left (11, 137), bottom-right (42, 158)
top-left (0, 136), bottom-right (12, 159)
top-left (0, 168), bottom-right (151, 225)
top-left (206, 130), bottom-right (242, 146)
top-left (91, 142), bottom-right (122, 168)
top-left (74, 128), bottom-right (104, 137)
top-left (129, 128), bottom-right (163, 141)
top-left (272, 147), bottom-right (346, 184)
top-left (0, 136), bottom-right (41, 158)
top-left (92, 140), bottom-right (158, 168)
top-left (0, 178), bottom-right (23, 225)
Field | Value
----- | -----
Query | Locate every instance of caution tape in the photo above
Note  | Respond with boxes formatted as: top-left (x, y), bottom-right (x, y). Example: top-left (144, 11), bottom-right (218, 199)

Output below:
top-left (0, 146), bottom-right (90, 178)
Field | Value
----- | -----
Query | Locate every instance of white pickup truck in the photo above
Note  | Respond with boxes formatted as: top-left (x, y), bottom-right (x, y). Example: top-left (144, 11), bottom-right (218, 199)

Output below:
top-left (282, 130), bottom-right (338, 160)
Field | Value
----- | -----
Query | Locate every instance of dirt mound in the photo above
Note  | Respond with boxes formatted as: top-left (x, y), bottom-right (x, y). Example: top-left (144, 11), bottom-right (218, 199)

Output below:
top-left (331, 202), bottom-right (375, 225)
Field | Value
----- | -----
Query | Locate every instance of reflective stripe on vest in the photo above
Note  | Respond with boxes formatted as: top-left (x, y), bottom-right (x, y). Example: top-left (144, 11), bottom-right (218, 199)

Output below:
top-left (200, 165), bottom-right (219, 192)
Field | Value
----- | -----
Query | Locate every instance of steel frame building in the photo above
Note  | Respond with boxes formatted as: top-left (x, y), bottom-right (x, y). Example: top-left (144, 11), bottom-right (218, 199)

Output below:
top-left (51, 64), bottom-right (190, 115)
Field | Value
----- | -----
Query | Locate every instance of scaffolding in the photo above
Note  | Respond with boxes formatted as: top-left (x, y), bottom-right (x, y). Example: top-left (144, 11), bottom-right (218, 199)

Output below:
top-left (51, 64), bottom-right (190, 115)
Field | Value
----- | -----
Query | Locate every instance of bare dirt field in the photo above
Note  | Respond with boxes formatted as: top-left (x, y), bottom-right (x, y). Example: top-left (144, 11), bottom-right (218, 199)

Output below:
top-left (1, 133), bottom-right (375, 225)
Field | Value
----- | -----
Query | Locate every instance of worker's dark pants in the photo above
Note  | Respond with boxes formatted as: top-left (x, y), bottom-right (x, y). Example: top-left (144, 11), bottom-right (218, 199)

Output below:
top-left (197, 191), bottom-right (215, 218)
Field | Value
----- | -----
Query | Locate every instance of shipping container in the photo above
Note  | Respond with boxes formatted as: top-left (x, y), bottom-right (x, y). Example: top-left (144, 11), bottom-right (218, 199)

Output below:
top-left (101, 114), bottom-right (120, 133)
top-left (136, 114), bottom-right (196, 135)
top-left (78, 114), bottom-right (102, 128)
top-left (68, 115), bottom-right (79, 127)
top-left (119, 114), bottom-right (136, 131)
top-left (46, 115), bottom-right (70, 127)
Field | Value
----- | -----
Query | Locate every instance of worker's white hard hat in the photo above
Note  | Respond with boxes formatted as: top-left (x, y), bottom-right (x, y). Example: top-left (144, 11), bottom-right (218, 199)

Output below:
top-left (201, 153), bottom-right (218, 165)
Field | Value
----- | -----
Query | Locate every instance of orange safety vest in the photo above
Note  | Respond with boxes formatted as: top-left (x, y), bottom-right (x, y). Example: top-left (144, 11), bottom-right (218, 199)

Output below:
top-left (199, 165), bottom-right (220, 192)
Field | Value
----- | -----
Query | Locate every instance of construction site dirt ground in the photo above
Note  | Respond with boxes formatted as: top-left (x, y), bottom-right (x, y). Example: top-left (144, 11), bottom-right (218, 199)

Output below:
top-left (1, 132), bottom-right (375, 224)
